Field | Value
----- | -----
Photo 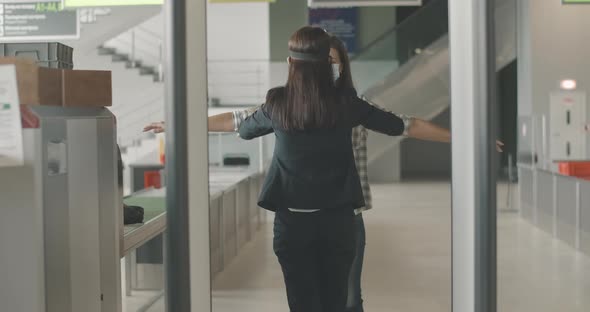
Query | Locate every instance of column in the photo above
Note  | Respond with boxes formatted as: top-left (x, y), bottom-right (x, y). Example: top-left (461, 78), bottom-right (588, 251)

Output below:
top-left (164, 0), bottom-right (211, 311)
top-left (449, 0), bottom-right (497, 311)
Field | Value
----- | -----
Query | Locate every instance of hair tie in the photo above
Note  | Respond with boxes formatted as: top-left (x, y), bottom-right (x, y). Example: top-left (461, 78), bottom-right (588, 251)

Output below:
top-left (289, 50), bottom-right (328, 62)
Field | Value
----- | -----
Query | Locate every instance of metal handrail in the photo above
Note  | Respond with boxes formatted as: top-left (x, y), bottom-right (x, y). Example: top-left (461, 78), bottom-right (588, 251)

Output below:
top-left (136, 26), bottom-right (162, 39)
top-left (115, 95), bottom-right (164, 118)
top-left (104, 22), bottom-right (164, 80)
top-left (109, 37), bottom-right (161, 60)
top-left (207, 60), bottom-right (268, 106)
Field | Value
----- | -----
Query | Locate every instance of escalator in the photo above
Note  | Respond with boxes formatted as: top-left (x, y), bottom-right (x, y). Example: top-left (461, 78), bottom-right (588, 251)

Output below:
top-left (350, 0), bottom-right (517, 181)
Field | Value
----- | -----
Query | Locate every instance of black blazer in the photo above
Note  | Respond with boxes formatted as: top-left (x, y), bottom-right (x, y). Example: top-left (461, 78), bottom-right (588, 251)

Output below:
top-left (239, 90), bottom-right (405, 212)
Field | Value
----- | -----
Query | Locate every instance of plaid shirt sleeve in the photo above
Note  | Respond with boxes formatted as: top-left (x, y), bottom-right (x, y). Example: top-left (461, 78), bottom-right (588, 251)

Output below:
top-left (353, 96), bottom-right (413, 212)
top-left (352, 125), bottom-right (372, 212)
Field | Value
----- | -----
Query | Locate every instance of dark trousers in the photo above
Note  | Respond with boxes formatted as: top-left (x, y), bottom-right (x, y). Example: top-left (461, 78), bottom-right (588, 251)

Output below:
top-left (346, 213), bottom-right (366, 312)
top-left (273, 209), bottom-right (356, 312)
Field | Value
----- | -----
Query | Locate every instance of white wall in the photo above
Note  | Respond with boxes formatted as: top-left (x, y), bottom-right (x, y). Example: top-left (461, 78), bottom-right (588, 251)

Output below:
top-left (519, 0), bottom-right (590, 118)
top-left (517, 0), bottom-right (532, 117)
top-left (518, 0), bottom-right (590, 165)
top-left (207, 2), bottom-right (270, 105)
top-left (206, 2), bottom-right (269, 61)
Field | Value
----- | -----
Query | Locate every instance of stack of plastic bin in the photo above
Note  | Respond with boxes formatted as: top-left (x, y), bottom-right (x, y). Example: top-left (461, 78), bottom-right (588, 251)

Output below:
top-left (0, 42), bottom-right (74, 69)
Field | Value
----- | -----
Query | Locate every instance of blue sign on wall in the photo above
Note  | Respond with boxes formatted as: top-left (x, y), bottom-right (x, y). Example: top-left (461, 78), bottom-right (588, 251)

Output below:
top-left (309, 8), bottom-right (358, 55)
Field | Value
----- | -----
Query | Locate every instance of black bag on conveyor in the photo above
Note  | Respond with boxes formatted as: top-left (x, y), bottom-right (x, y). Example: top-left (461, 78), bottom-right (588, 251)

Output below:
top-left (124, 204), bottom-right (144, 225)
top-left (117, 145), bottom-right (144, 224)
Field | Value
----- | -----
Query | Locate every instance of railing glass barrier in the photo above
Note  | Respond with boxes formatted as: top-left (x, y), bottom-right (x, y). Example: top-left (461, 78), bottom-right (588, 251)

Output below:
top-left (352, 0), bottom-right (448, 67)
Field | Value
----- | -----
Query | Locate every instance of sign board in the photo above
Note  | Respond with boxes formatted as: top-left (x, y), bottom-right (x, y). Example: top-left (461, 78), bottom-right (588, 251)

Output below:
top-left (1, 0), bottom-right (55, 2)
top-left (210, 0), bottom-right (275, 3)
top-left (64, 0), bottom-right (162, 7)
top-left (0, 65), bottom-right (24, 167)
top-left (0, 2), bottom-right (79, 41)
top-left (66, 0), bottom-right (276, 5)
top-left (309, 8), bottom-right (358, 54)
top-left (309, 0), bottom-right (421, 8)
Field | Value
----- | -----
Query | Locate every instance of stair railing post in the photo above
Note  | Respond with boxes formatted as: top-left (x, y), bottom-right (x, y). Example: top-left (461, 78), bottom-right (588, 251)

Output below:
top-left (256, 64), bottom-right (261, 102)
top-left (131, 30), bottom-right (136, 68)
top-left (507, 153), bottom-right (514, 211)
top-left (158, 42), bottom-right (164, 82)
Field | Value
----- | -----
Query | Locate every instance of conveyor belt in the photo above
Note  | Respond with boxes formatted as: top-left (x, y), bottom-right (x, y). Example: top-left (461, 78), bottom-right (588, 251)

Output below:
top-left (123, 196), bottom-right (166, 255)
top-left (121, 167), bottom-right (263, 257)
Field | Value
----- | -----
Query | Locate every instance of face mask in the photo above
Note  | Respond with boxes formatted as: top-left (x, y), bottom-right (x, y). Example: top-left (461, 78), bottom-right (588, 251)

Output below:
top-left (332, 63), bottom-right (341, 82)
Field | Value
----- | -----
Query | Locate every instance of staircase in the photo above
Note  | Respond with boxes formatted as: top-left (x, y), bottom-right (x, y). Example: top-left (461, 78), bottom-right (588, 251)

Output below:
top-left (62, 6), bottom-right (161, 56)
top-left (74, 45), bottom-right (165, 147)
top-left (350, 0), bottom-right (517, 180)
top-left (71, 11), bottom-right (166, 149)
top-left (97, 45), bottom-right (163, 83)
top-left (100, 12), bottom-right (165, 82)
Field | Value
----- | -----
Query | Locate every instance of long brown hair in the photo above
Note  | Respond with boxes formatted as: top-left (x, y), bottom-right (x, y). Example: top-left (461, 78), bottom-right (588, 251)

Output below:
top-left (329, 35), bottom-right (355, 91)
top-left (265, 26), bottom-right (345, 131)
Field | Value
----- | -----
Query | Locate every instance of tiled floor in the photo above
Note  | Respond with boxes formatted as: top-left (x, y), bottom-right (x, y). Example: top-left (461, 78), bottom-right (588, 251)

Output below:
top-left (213, 182), bottom-right (590, 312)
top-left (211, 182), bottom-right (452, 312)
top-left (135, 182), bottom-right (590, 311)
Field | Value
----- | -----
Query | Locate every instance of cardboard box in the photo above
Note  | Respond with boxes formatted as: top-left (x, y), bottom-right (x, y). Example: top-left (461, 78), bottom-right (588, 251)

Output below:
top-left (0, 57), bottom-right (113, 107)
top-left (61, 69), bottom-right (112, 107)
top-left (0, 57), bottom-right (62, 106)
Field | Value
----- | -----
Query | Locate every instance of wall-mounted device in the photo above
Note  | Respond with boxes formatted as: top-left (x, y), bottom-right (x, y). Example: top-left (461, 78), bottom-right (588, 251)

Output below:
top-left (550, 91), bottom-right (588, 161)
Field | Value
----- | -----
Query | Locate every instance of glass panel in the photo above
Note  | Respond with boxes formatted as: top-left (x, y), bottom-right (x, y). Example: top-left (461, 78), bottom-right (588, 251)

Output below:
top-left (122, 140), bottom-right (167, 311)
top-left (501, 0), bottom-right (590, 311)
top-left (209, 1), bottom-right (454, 311)
top-left (353, 0), bottom-right (448, 66)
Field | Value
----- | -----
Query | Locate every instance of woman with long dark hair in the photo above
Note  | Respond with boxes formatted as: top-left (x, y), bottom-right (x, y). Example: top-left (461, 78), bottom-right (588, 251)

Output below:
top-left (236, 26), bottom-right (408, 312)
